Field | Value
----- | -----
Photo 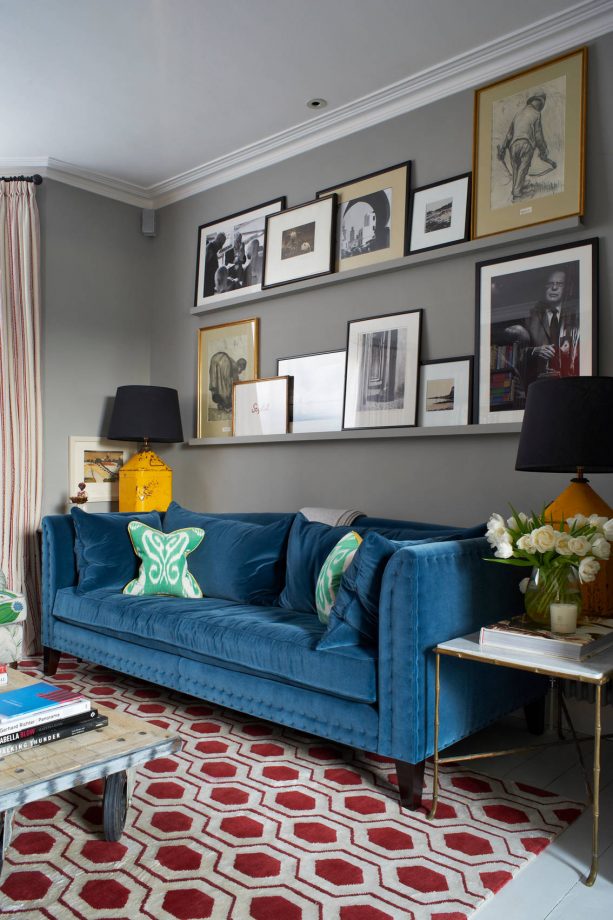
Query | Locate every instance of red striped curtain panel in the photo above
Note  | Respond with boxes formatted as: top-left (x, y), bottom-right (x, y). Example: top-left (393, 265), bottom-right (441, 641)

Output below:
top-left (0, 180), bottom-right (42, 653)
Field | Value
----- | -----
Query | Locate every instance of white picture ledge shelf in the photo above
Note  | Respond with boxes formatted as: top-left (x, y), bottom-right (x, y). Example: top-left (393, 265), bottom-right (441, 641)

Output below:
top-left (191, 216), bottom-right (582, 316)
top-left (188, 422), bottom-right (522, 447)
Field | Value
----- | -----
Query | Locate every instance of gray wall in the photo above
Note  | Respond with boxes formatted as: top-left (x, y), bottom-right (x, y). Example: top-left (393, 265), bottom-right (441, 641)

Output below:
top-left (152, 33), bottom-right (609, 523)
top-left (39, 180), bottom-right (152, 514)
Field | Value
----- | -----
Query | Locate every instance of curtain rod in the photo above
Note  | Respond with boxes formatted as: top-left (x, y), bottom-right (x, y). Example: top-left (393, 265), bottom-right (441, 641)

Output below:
top-left (0, 174), bottom-right (43, 184)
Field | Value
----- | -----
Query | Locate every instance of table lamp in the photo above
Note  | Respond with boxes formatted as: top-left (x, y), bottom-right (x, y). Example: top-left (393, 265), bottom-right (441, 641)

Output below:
top-left (516, 376), bottom-right (613, 615)
top-left (107, 385), bottom-right (183, 512)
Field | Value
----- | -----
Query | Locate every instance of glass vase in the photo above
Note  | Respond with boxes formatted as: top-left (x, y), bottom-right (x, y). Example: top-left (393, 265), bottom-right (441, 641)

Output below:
top-left (524, 565), bottom-right (582, 627)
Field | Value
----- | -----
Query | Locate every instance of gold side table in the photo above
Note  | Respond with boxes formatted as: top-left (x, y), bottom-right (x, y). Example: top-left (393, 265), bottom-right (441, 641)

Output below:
top-left (428, 633), bottom-right (613, 886)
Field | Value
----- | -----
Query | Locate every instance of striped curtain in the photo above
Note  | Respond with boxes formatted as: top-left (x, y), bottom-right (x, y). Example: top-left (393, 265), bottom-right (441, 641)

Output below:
top-left (0, 181), bottom-right (42, 653)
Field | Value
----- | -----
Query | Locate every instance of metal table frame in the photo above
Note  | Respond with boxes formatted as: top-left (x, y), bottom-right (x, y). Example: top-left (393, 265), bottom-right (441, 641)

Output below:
top-left (428, 634), bottom-right (613, 887)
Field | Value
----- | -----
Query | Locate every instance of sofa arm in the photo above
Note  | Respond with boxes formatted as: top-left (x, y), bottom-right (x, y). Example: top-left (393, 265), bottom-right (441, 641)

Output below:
top-left (377, 537), bottom-right (544, 762)
top-left (41, 515), bottom-right (77, 645)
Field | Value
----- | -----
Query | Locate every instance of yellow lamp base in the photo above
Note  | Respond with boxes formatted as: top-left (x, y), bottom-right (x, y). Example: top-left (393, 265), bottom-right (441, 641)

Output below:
top-left (547, 480), bottom-right (613, 618)
top-left (118, 449), bottom-right (173, 513)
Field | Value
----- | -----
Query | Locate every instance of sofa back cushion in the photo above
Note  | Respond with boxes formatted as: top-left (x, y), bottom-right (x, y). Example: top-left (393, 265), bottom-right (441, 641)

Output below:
top-left (318, 525), bottom-right (486, 649)
top-left (280, 512), bottom-right (482, 615)
top-left (163, 502), bottom-right (293, 605)
top-left (71, 507), bottom-right (163, 593)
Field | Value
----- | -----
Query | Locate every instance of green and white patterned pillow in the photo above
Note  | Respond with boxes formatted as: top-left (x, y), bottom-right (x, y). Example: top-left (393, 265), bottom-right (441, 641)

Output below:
top-left (315, 531), bottom-right (363, 624)
top-left (124, 522), bottom-right (204, 598)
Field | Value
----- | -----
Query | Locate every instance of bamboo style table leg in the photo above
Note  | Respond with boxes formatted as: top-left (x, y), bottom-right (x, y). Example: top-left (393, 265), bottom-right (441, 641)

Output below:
top-left (427, 651), bottom-right (441, 820)
top-left (585, 683), bottom-right (602, 887)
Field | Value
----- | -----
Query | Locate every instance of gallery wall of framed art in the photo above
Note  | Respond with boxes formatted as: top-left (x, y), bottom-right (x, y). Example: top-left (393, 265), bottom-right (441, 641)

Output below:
top-left (185, 42), bottom-right (600, 453)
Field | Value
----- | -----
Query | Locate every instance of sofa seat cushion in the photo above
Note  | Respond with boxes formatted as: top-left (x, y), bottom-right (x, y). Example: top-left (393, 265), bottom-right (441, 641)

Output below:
top-left (52, 588), bottom-right (377, 704)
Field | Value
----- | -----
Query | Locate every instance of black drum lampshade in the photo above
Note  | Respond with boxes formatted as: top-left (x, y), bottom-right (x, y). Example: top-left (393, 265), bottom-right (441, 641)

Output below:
top-left (108, 385), bottom-right (183, 444)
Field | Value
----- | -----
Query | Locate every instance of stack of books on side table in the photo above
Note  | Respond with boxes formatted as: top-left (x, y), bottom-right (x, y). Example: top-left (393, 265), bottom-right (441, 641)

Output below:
top-left (480, 615), bottom-right (613, 661)
top-left (0, 682), bottom-right (107, 757)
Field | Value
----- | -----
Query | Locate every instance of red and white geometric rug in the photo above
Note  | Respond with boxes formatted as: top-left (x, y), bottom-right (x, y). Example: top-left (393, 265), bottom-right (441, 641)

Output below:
top-left (1, 656), bottom-right (582, 920)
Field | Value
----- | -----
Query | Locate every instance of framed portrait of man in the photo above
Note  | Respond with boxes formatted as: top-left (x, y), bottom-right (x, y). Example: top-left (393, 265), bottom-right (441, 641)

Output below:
top-left (472, 47), bottom-right (587, 239)
top-left (476, 238), bottom-right (598, 425)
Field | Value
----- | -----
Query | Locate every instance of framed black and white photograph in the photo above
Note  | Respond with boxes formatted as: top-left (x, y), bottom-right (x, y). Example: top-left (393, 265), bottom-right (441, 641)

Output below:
top-left (317, 162), bottom-right (411, 271)
top-left (418, 357), bottom-right (473, 427)
top-left (194, 197), bottom-right (285, 309)
top-left (409, 174), bottom-right (471, 253)
top-left (262, 196), bottom-right (337, 289)
top-left (343, 309), bottom-right (422, 430)
top-left (277, 350), bottom-right (346, 433)
top-left (232, 376), bottom-right (291, 437)
top-left (476, 238), bottom-right (597, 425)
top-left (473, 48), bottom-right (587, 238)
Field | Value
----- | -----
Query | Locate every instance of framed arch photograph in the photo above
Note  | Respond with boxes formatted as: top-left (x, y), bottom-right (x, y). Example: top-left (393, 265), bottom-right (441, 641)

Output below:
top-left (317, 161), bottom-right (411, 271)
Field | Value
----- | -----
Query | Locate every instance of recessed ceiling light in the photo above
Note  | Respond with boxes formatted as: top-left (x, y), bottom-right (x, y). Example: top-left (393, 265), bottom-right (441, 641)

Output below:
top-left (307, 98), bottom-right (327, 110)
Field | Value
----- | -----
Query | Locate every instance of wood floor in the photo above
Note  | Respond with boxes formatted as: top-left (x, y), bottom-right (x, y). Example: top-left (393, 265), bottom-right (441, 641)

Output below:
top-left (441, 699), bottom-right (613, 919)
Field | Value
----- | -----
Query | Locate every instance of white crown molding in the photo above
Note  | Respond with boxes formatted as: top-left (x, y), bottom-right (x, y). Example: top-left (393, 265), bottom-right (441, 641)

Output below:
top-left (0, 157), bottom-right (154, 208)
top-left (4, 0), bottom-right (612, 210)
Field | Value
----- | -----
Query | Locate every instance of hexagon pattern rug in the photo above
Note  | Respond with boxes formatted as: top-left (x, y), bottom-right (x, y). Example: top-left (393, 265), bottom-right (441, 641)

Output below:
top-left (0, 657), bottom-right (581, 919)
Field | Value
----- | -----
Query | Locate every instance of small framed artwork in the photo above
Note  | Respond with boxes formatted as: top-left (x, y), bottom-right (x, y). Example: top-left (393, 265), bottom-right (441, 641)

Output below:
top-left (343, 309), bottom-right (422, 430)
top-left (473, 47), bottom-right (587, 239)
top-left (317, 161), bottom-right (411, 271)
top-left (68, 436), bottom-right (134, 503)
top-left (476, 238), bottom-right (597, 425)
top-left (277, 350), bottom-right (346, 433)
top-left (262, 196), bottom-right (337, 289)
top-left (409, 173), bottom-right (471, 253)
top-left (418, 357), bottom-right (473, 427)
top-left (197, 318), bottom-right (259, 438)
top-left (233, 376), bottom-right (291, 437)
top-left (194, 197), bottom-right (285, 309)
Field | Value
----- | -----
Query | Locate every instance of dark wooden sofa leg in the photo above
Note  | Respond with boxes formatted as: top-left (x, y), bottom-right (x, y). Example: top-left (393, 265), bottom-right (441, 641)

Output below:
top-left (43, 647), bottom-right (61, 676)
top-left (395, 759), bottom-right (425, 810)
top-left (524, 696), bottom-right (546, 735)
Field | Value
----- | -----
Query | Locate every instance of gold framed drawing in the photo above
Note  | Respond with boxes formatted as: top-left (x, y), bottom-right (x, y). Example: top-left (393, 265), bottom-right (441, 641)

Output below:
top-left (197, 318), bottom-right (259, 438)
top-left (472, 47), bottom-right (587, 239)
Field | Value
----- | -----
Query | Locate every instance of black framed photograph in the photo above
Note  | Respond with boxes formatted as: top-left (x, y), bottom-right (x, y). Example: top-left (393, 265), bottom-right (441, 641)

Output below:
top-left (418, 357), bottom-right (473, 427)
top-left (277, 350), bottom-right (346, 433)
top-left (262, 196), bottom-right (337, 289)
top-left (343, 309), bottom-right (422, 430)
top-left (194, 197), bottom-right (285, 309)
top-left (317, 161), bottom-right (411, 272)
top-left (476, 238), bottom-right (598, 425)
top-left (409, 173), bottom-right (471, 253)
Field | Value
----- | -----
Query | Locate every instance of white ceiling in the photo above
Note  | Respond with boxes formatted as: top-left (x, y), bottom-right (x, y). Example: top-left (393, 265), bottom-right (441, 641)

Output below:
top-left (1, 0), bottom-right (611, 207)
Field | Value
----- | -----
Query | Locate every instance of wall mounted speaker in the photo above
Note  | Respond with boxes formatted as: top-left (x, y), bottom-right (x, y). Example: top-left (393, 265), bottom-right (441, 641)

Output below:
top-left (141, 209), bottom-right (156, 237)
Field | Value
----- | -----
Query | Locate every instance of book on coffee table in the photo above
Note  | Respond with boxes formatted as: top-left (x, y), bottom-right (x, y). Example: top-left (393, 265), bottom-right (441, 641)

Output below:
top-left (0, 682), bottom-right (90, 732)
top-left (0, 714), bottom-right (108, 758)
top-left (479, 615), bottom-right (613, 661)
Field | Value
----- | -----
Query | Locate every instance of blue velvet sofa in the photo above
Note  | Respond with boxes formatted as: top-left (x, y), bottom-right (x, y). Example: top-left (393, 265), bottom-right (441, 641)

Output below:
top-left (41, 506), bottom-right (545, 809)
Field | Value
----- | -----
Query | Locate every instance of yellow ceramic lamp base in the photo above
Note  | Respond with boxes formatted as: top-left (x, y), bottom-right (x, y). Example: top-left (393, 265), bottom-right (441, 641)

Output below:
top-left (547, 480), bottom-right (613, 618)
top-left (118, 450), bottom-right (172, 513)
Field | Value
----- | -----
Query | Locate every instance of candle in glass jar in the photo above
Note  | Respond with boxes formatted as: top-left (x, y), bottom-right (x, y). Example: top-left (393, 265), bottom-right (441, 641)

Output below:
top-left (550, 603), bottom-right (578, 634)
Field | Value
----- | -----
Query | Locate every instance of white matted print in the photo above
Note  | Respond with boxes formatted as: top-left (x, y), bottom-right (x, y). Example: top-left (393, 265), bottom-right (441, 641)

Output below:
top-left (263, 196), bottom-right (336, 289)
top-left (68, 436), bottom-right (134, 503)
top-left (343, 310), bottom-right (422, 430)
top-left (233, 376), bottom-right (290, 437)
top-left (278, 350), bottom-right (346, 433)
top-left (409, 174), bottom-right (471, 253)
top-left (418, 358), bottom-right (473, 427)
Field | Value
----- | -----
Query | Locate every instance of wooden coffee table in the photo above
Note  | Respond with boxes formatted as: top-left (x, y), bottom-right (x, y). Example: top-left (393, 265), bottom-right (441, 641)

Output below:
top-left (0, 669), bottom-right (181, 869)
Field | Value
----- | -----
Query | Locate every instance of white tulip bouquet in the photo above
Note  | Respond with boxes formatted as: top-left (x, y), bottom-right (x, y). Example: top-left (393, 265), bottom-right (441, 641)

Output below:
top-left (486, 510), bottom-right (613, 581)
top-left (486, 509), bottom-right (613, 622)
